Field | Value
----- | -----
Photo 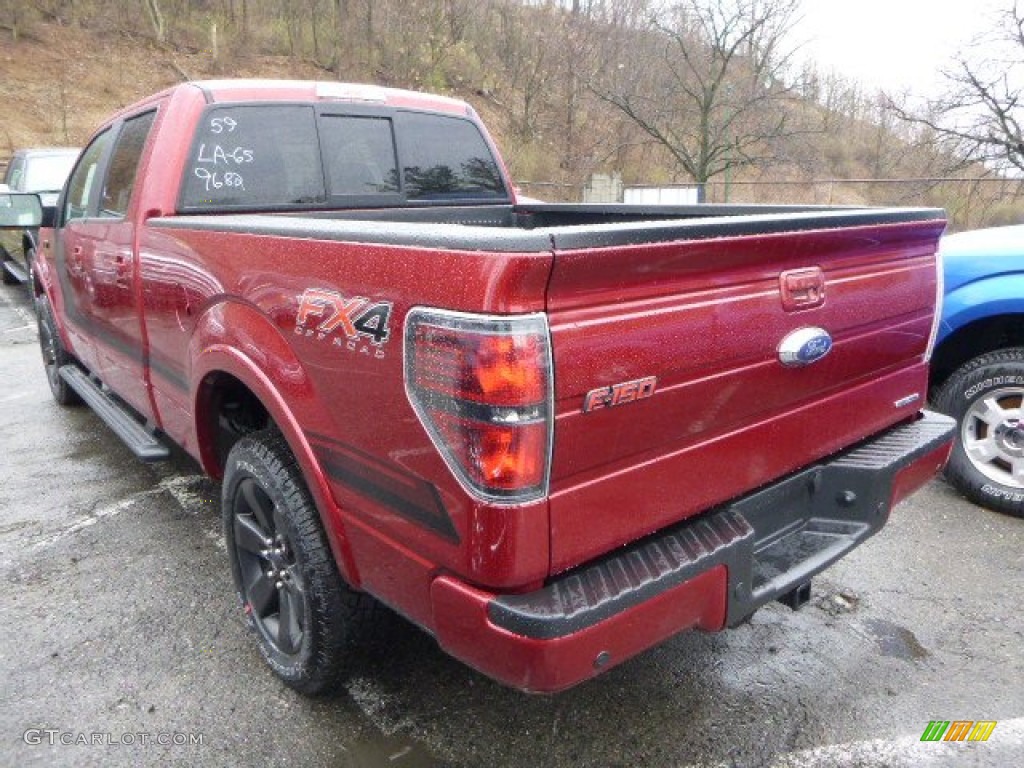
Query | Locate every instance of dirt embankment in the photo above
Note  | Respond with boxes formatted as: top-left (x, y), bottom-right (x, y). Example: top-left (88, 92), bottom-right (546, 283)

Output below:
top-left (0, 22), bottom-right (327, 163)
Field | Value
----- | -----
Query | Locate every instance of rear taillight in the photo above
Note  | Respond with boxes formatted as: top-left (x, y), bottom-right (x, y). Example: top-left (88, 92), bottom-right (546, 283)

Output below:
top-left (405, 309), bottom-right (553, 503)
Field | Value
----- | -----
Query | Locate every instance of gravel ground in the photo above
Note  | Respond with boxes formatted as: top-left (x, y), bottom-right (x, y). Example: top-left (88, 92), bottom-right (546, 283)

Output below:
top-left (1, 283), bottom-right (1021, 768)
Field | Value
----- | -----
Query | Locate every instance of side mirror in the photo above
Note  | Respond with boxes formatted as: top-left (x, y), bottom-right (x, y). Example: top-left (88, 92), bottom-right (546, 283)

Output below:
top-left (0, 192), bottom-right (43, 228)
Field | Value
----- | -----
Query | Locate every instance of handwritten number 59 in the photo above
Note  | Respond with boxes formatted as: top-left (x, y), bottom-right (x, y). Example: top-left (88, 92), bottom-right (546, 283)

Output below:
top-left (209, 116), bottom-right (238, 134)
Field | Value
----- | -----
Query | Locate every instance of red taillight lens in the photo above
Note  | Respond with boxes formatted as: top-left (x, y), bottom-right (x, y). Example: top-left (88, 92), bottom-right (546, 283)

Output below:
top-left (411, 326), bottom-right (546, 407)
top-left (405, 309), bottom-right (552, 502)
top-left (434, 414), bottom-right (548, 491)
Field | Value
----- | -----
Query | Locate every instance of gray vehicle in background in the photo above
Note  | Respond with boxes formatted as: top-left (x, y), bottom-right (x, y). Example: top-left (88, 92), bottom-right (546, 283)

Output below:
top-left (1, 147), bottom-right (79, 288)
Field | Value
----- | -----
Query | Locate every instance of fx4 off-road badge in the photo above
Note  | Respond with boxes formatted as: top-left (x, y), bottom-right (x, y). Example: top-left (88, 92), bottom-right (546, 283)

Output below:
top-left (295, 288), bottom-right (393, 359)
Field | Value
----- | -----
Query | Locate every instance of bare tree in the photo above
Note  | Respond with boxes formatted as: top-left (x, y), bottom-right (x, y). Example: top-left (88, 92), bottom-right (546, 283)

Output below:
top-left (890, 1), bottom-right (1024, 174)
top-left (143, 0), bottom-right (166, 42)
top-left (556, 1), bottom-right (651, 179)
top-left (332, 0), bottom-right (349, 79)
top-left (592, 0), bottom-right (802, 183)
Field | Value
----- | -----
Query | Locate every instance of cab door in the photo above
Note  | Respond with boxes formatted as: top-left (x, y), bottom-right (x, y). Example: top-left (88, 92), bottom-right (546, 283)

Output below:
top-left (48, 110), bottom-right (158, 419)
top-left (50, 129), bottom-right (114, 376)
top-left (86, 110), bottom-right (158, 416)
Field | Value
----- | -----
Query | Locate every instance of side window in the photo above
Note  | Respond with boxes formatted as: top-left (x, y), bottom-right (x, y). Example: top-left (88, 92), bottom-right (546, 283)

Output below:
top-left (64, 131), bottom-right (112, 223)
top-left (100, 110), bottom-right (156, 218)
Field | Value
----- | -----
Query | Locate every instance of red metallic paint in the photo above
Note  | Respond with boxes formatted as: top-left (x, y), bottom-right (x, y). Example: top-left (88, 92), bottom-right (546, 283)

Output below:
top-left (545, 222), bottom-right (942, 572)
top-left (145, 226), bottom-right (555, 594)
top-left (188, 313), bottom-right (364, 588)
top-left (33, 80), bottom-right (953, 693)
top-left (548, 364), bottom-right (930, 573)
top-left (889, 442), bottom-right (954, 510)
top-left (430, 567), bottom-right (728, 693)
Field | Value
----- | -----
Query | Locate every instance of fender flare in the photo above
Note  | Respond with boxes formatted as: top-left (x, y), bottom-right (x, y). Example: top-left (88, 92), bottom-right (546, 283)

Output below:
top-left (189, 301), bottom-right (362, 588)
top-left (34, 240), bottom-right (78, 350)
top-left (939, 275), bottom-right (1024, 346)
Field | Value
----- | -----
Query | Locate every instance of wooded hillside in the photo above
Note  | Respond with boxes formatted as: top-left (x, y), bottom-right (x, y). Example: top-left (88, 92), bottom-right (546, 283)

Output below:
top-left (1, 0), bottom-right (1021, 229)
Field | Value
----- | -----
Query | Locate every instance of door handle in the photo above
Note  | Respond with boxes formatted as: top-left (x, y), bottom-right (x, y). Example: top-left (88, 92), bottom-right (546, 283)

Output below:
top-left (68, 245), bottom-right (84, 273)
top-left (115, 254), bottom-right (130, 289)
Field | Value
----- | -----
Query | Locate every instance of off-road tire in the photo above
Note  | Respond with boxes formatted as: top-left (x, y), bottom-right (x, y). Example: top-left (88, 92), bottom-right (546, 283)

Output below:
top-left (1, 244), bottom-right (16, 285)
top-left (25, 246), bottom-right (37, 298)
top-left (223, 430), bottom-right (375, 695)
top-left (933, 348), bottom-right (1024, 517)
top-left (37, 296), bottom-right (82, 406)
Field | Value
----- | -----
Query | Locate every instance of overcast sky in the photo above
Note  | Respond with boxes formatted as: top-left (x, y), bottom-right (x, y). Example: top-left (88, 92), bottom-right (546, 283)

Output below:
top-left (797, 0), bottom-right (1008, 96)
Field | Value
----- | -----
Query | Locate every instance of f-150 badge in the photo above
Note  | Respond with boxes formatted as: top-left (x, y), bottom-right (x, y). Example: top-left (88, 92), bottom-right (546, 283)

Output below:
top-left (295, 288), bottom-right (392, 358)
top-left (778, 327), bottom-right (832, 367)
top-left (583, 376), bottom-right (657, 413)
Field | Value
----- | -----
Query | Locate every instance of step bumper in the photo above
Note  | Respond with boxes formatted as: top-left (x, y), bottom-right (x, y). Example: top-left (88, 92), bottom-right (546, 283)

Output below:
top-left (430, 411), bottom-right (955, 692)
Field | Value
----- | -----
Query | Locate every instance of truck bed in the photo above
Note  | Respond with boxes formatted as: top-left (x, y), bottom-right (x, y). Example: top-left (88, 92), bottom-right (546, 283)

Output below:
top-left (153, 203), bottom-right (946, 576)
top-left (156, 202), bottom-right (944, 252)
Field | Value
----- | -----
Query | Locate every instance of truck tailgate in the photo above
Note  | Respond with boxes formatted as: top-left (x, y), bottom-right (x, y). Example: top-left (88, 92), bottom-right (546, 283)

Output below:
top-left (545, 216), bottom-right (945, 574)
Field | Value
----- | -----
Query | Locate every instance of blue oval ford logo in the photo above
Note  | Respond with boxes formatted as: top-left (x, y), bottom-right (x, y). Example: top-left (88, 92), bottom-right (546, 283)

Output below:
top-left (778, 327), bottom-right (833, 367)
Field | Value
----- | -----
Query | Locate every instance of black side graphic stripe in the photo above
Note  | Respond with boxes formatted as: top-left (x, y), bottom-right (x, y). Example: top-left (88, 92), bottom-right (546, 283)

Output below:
top-left (310, 435), bottom-right (458, 543)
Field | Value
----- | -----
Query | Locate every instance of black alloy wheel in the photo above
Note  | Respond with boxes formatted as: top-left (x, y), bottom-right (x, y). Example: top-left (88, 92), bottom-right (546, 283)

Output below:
top-left (36, 296), bottom-right (81, 406)
top-left (231, 476), bottom-right (307, 656)
top-left (222, 430), bottom-right (375, 695)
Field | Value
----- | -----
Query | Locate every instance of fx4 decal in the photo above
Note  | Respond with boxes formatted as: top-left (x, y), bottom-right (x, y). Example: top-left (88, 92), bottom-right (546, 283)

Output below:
top-left (295, 288), bottom-right (393, 358)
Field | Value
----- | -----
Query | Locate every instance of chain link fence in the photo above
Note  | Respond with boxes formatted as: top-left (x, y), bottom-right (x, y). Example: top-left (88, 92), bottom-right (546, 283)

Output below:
top-left (4, 161), bottom-right (1020, 233)
top-left (517, 177), bottom-right (1024, 232)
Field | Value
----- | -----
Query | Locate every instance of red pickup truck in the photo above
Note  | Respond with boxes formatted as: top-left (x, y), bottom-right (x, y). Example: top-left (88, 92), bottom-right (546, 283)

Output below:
top-left (2, 80), bottom-right (954, 694)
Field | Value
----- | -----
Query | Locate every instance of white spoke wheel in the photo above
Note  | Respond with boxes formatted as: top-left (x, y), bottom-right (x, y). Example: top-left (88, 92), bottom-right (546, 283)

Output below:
top-left (935, 348), bottom-right (1024, 517)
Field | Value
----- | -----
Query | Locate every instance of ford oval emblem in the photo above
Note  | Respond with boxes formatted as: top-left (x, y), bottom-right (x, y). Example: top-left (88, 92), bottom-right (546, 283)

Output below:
top-left (778, 327), bottom-right (833, 367)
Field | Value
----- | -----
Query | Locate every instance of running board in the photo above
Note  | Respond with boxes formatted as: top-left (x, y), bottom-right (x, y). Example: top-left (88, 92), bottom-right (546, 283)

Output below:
top-left (58, 365), bottom-right (170, 461)
top-left (2, 259), bottom-right (28, 284)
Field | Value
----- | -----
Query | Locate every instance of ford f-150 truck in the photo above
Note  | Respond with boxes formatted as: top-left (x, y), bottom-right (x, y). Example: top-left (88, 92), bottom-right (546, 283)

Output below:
top-left (1, 79), bottom-right (955, 694)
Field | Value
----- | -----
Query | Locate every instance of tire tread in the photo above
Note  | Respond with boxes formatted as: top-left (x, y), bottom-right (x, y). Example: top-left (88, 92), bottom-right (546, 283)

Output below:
top-left (37, 297), bottom-right (82, 406)
top-left (224, 429), bottom-right (377, 696)
top-left (934, 347), bottom-right (1024, 518)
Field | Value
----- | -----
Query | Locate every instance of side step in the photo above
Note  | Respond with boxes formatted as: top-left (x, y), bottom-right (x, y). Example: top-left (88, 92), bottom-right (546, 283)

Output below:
top-left (2, 259), bottom-right (28, 284)
top-left (58, 365), bottom-right (170, 461)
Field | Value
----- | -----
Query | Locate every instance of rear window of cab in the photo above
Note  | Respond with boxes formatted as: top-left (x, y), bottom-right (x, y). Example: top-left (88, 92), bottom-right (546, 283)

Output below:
top-left (179, 104), bottom-right (508, 211)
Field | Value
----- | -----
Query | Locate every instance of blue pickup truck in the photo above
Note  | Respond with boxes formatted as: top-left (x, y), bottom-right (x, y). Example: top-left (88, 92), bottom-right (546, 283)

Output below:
top-left (931, 224), bottom-right (1024, 517)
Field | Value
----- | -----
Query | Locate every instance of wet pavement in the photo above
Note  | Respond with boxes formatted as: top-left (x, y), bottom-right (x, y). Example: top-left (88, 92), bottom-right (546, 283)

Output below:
top-left (1, 283), bottom-right (1022, 768)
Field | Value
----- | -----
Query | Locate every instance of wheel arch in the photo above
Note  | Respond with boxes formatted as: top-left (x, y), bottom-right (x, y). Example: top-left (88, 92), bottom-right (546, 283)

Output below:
top-left (931, 312), bottom-right (1024, 393)
top-left (189, 302), bottom-right (361, 587)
